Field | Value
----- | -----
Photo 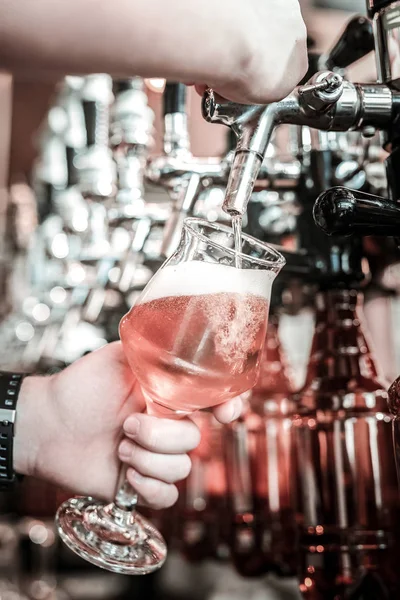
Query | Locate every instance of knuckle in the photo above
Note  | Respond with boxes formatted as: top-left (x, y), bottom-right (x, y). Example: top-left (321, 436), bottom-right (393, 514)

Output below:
top-left (162, 455), bottom-right (192, 483)
top-left (143, 481), bottom-right (177, 510)
top-left (143, 421), bottom-right (160, 451)
top-left (159, 485), bottom-right (178, 509)
top-left (141, 480), bottom-right (163, 507)
top-left (154, 456), bottom-right (181, 484)
top-left (127, 443), bottom-right (139, 464)
top-left (179, 454), bottom-right (192, 480)
top-left (192, 425), bottom-right (201, 448)
top-left (185, 423), bottom-right (201, 451)
top-left (132, 446), bottom-right (154, 472)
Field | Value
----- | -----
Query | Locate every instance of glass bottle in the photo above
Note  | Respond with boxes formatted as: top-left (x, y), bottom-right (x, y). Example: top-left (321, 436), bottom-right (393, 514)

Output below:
top-left (294, 288), bottom-right (400, 599)
top-left (223, 311), bottom-right (296, 577)
top-left (177, 412), bottom-right (228, 563)
top-left (251, 312), bottom-right (298, 577)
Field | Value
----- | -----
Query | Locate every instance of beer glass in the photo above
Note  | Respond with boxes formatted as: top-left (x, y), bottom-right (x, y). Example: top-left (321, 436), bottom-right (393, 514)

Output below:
top-left (56, 218), bottom-right (285, 575)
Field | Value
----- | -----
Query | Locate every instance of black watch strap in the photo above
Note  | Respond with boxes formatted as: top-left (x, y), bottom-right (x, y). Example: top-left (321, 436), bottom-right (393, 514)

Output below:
top-left (0, 373), bottom-right (25, 490)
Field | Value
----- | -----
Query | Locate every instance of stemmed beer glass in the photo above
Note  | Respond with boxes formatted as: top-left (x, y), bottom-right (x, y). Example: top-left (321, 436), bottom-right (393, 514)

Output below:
top-left (56, 218), bottom-right (285, 574)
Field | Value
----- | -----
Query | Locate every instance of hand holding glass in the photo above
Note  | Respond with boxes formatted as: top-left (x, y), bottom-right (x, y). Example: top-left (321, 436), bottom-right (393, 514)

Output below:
top-left (56, 218), bottom-right (285, 574)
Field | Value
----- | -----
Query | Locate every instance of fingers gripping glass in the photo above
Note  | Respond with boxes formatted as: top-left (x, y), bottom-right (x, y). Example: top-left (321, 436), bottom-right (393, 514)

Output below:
top-left (55, 218), bottom-right (285, 575)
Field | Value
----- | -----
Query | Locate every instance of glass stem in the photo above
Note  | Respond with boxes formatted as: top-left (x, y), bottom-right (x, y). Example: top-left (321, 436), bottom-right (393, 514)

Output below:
top-left (114, 463), bottom-right (138, 513)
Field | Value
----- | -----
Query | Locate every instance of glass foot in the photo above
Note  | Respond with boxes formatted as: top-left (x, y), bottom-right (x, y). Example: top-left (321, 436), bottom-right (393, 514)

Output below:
top-left (55, 497), bottom-right (167, 575)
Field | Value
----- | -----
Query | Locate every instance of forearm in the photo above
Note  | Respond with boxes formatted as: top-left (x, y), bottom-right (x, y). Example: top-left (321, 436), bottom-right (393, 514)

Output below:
top-left (0, 0), bottom-right (247, 84)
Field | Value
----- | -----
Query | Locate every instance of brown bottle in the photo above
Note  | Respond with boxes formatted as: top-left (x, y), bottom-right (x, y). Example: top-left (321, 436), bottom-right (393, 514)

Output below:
top-left (388, 358), bottom-right (400, 520)
top-left (177, 412), bottom-right (228, 562)
top-left (252, 313), bottom-right (298, 577)
top-left (294, 289), bottom-right (400, 599)
top-left (224, 313), bottom-right (297, 577)
top-left (223, 407), bottom-right (266, 577)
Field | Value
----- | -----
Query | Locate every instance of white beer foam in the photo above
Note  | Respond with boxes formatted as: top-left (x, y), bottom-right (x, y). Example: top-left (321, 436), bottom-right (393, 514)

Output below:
top-left (139, 260), bottom-right (275, 303)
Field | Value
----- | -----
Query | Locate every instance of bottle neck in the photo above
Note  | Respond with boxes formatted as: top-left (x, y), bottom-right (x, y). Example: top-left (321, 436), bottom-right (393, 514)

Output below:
top-left (301, 289), bottom-right (386, 406)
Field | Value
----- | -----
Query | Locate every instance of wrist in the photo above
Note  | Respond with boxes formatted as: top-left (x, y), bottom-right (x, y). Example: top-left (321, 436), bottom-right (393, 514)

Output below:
top-left (14, 375), bottom-right (53, 477)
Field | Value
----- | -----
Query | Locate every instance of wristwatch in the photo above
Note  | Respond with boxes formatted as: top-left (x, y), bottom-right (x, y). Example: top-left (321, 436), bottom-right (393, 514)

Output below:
top-left (0, 372), bottom-right (25, 490)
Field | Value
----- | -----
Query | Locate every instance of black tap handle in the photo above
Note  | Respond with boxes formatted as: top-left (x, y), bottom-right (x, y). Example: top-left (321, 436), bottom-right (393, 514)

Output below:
top-left (82, 101), bottom-right (98, 147)
top-left (163, 83), bottom-right (187, 116)
top-left (313, 186), bottom-right (400, 237)
top-left (325, 15), bottom-right (374, 71)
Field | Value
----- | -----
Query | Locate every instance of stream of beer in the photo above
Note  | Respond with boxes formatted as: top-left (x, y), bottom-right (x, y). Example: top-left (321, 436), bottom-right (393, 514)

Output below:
top-left (231, 215), bottom-right (242, 269)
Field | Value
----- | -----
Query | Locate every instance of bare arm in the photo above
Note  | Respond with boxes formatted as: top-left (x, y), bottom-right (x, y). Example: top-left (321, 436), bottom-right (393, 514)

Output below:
top-left (0, 0), bottom-right (307, 103)
top-left (0, 0), bottom-right (245, 82)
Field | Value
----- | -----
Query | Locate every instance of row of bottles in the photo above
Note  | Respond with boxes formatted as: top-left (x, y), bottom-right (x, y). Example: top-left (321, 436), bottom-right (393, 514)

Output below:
top-left (149, 283), bottom-right (400, 599)
top-left (296, 289), bottom-right (399, 599)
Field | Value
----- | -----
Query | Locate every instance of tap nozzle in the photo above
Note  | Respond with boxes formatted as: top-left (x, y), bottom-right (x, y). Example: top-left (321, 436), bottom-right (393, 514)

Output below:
top-left (202, 88), bottom-right (274, 216)
top-left (222, 151), bottom-right (264, 216)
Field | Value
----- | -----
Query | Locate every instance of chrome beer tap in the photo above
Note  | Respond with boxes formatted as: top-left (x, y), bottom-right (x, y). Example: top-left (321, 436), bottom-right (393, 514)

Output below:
top-left (107, 78), bottom-right (158, 290)
top-left (109, 78), bottom-right (155, 223)
top-left (201, 7), bottom-right (396, 221)
top-left (5, 77), bottom-right (114, 369)
top-left (150, 84), bottom-right (307, 257)
top-left (79, 79), bottom-right (163, 325)
top-left (75, 75), bottom-right (116, 201)
top-left (32, 101), bottom-right (69, 222)
top-left (311, 1), bottom-right (400, 280)
top-left (202, 70), bottom-right (396, 217)
top-left (83, 78), bottom-right (162, 306)
top-left (146, 83), bottom-right (228, 257)
top-left (72, 75), bottom-right (116, 265)
top-left (0, 79), bottom-right (84, 371)
top-left (52, 77), bottom-right (89, 236)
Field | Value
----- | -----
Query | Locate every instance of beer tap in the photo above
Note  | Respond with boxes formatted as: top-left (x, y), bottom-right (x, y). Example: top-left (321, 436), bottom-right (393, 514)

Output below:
top-left (206, 73), bottom-right (394, 208)
top-left (61, 77), bottom-right (87, 188)
top-left (67, 75), bottom-right (116, 265)
top-left (201, 10), bottom-right (398, 293)
top-left (82, 79), bottom-right (156, 299)
top-left (247, 22), bottom-right (375, 253)
top-left (73, 79), bottom-right (156, 329)
top-left (32, 100), bottom-right (69, 222)
top-left (151, 84), bottom-right (309, 259)
top-left (53, 79), bottom-right (89, 238)
top-left (75, 75), bottom-right (116, 201)
top-left (146, 83), bottom-right (227, 257)
top-left (311, 0), bottom-right (400, 276)
top-left (202, 71), bottom-right (395, 218)
top-left (109, 78), bottom-right (155, 221)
